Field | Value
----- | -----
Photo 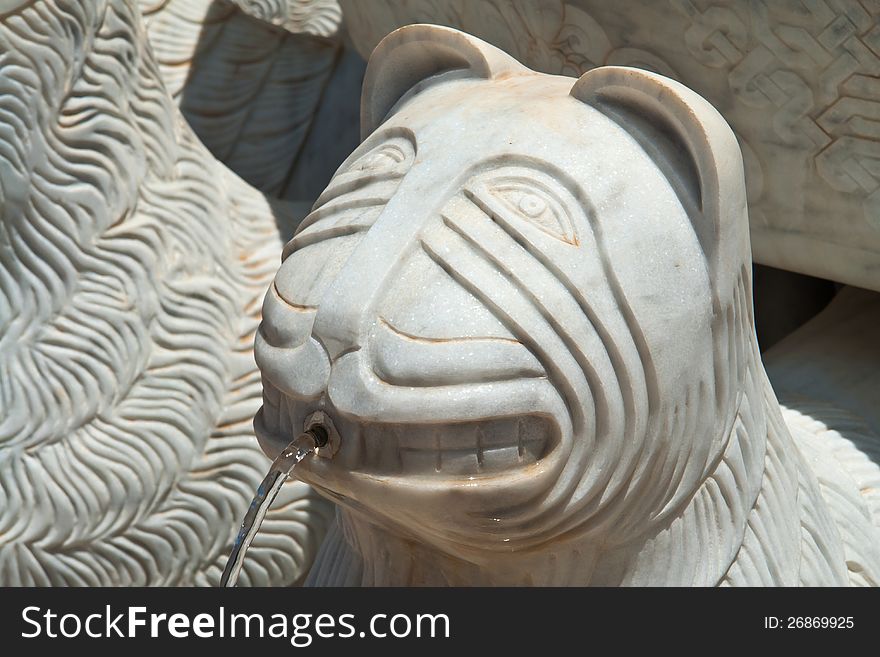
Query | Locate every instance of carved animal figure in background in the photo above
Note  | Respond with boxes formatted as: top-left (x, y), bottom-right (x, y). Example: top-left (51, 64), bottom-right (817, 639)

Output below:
top-left (0, 0), bottom-right (330, 585)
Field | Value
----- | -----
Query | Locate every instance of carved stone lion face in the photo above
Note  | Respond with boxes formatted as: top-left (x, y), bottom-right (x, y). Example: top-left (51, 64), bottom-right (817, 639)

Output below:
top-left (256, 25), bottom-right (753, 555)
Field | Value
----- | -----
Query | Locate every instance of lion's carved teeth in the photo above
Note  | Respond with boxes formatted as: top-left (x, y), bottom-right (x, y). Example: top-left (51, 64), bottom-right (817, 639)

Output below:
top-left (357, 416), bottom-right (549, 476)
top-left (258, 382), bottom-right (553, 477)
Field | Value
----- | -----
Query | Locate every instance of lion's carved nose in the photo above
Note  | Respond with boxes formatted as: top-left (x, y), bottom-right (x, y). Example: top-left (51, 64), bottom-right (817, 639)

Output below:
top-left (255, 283), bottom-right (330, 400)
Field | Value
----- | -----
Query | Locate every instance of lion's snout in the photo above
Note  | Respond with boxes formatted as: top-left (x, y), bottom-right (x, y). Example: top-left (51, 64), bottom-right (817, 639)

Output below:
top-left (253, 237), bottom-right (563, 478)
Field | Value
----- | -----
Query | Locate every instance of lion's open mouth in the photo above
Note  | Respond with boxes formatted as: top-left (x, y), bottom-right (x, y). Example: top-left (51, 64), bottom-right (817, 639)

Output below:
top-left (258, 379), bottom-right (555, 477)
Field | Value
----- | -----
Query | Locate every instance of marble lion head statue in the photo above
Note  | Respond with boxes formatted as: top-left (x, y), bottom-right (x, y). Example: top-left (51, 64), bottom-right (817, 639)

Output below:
top-left (256, 24), bottom-right (764, 579)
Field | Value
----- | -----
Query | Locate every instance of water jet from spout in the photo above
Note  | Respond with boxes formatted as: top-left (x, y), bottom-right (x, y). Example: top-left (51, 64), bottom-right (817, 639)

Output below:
top-left (220, 426), bottom-right (328, 587)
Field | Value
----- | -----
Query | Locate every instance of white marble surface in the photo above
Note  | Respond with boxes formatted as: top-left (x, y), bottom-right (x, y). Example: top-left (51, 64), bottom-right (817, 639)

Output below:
top-left (340, 0), bottom-right (880, 293)
top-left (257, 25), bottom-right (880, 585)
top-left (0, 0), bottom-right (331, 585)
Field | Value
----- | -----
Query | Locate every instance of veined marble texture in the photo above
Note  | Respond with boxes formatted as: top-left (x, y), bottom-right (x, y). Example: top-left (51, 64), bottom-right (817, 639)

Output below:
top-left (256, 25), bottom-right (880, 586)
top-left (340, 0), bottom-right (880, 293)
top-left (0, 0), bottom-right (332, 585)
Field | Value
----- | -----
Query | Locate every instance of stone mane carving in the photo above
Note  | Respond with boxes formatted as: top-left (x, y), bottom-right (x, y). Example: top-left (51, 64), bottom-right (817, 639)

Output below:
top-left (0, 0), bottom-right (331, 585)
top-left (226, 0), bottom-right (341, 36)
top-left (339, 0), bottom-right (880, 294)
top-left (766, 285), bottom-right (880, 549)
top-left (139, 0), bottom-right (343, 199)
top-left (256, 25), bottom-right (880, 586)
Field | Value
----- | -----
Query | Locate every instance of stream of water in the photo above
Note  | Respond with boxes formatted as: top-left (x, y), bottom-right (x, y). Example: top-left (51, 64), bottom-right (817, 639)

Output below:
top-left (220, 427), bottom-right (326, 587)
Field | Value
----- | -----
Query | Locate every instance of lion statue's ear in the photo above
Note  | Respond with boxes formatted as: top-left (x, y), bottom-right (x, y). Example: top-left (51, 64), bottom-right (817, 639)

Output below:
top-left (570, 66), bottom-right (750, 290)
top-left (361, 24), bottom-right (526, 139)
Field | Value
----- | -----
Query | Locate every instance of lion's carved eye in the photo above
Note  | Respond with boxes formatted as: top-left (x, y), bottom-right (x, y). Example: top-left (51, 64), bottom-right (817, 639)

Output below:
top-left (517, 192), bottom-right (547, 218)
top-left (487, 179), bottom-right (577, 245)
top-left (356, 145), bottom-right (404, 172)
top-left (351, 139), bottom-right (412, 174)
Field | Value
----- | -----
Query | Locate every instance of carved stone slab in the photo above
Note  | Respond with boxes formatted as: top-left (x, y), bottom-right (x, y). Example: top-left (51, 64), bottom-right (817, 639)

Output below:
top-left (340, 0), bottom-right (880, 292)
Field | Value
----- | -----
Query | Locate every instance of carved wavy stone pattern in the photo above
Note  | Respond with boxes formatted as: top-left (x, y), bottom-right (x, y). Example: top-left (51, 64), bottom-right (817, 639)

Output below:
top-left (764, 285), bottom-right (880, 578)
top-left (340, 0), bottom-right (880, 293)
top-left (228, 0), bottom-right (342, 36)
top-left (140, 0), bottom-right (341, 197)
top-left (0, 0), bottom-right (331, 585)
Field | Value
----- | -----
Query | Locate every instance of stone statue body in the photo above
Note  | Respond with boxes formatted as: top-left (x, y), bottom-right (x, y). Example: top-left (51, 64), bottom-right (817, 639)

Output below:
top-left (256, 25), bottom-right (880, 586)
